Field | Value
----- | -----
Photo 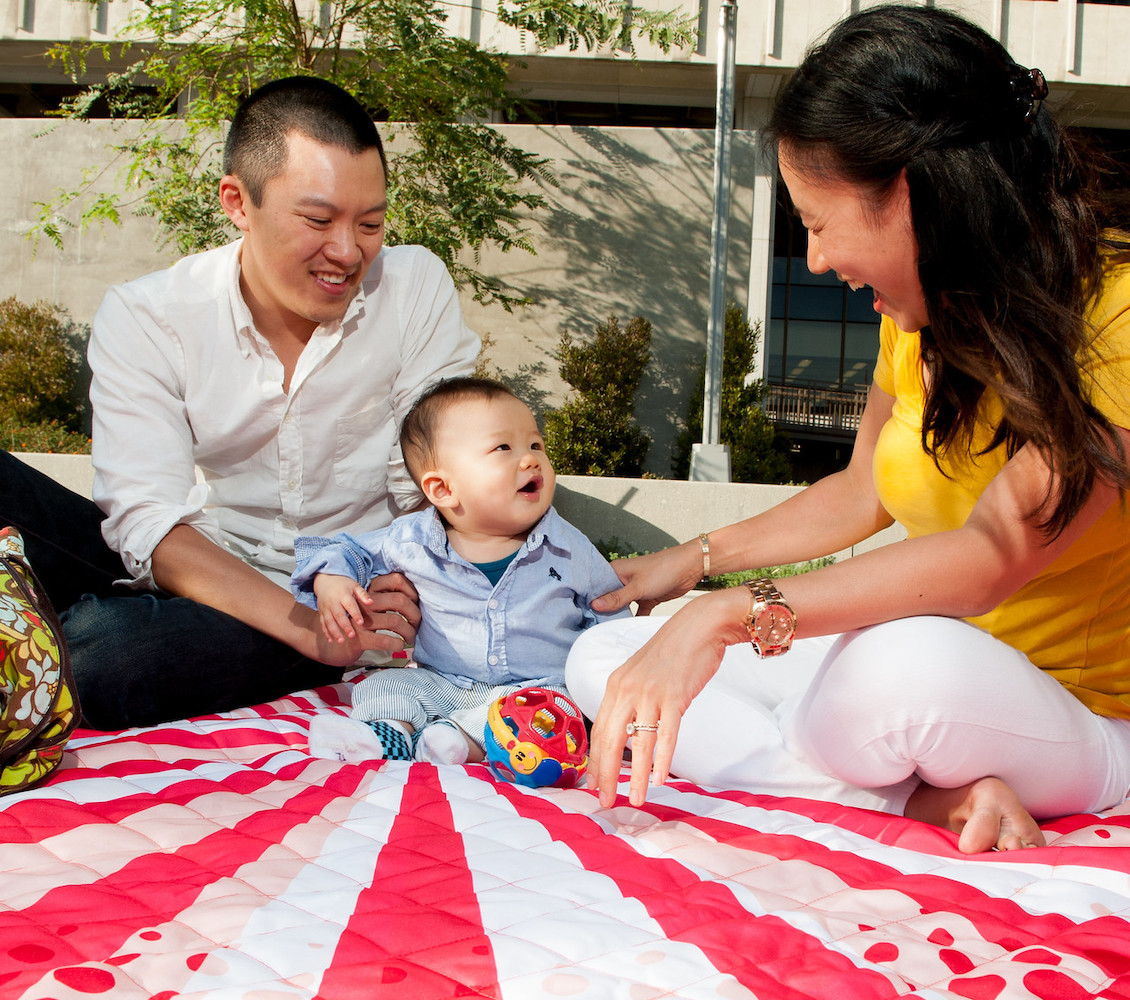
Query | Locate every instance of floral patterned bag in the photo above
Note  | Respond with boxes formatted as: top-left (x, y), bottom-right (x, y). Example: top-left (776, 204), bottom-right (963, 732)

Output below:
top-left (0, 526), bottom-right (79, 794)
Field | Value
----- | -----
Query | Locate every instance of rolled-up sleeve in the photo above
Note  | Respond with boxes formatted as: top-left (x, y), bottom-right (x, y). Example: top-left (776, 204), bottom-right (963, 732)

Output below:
top-left (89, 285), bottom-right (220, 587)
top-left (290, 530), bottom-right (392, 609)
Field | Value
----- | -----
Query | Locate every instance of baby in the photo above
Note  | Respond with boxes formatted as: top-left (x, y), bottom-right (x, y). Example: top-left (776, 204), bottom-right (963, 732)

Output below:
top-left (291, 376), bottom-right (629, 764)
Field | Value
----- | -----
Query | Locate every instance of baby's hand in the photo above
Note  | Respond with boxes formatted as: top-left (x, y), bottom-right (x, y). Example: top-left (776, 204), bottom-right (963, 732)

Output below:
top-left (312, 573), bottom-right (375, 643)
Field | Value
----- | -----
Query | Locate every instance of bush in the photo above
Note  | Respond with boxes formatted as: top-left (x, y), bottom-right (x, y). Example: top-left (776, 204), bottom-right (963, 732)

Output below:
top-left (697, 557), bottom-right (835, 590)
top-left (0, 417), bottom-right (91, 454)
top-left (0, 297), bottom-right (89, 433)
top-left (544, 316), bottom-right (653, 477)
top-left (672, 304), bottom-right (793, 484)
top-left (594, 538), bottom-right (834, 586)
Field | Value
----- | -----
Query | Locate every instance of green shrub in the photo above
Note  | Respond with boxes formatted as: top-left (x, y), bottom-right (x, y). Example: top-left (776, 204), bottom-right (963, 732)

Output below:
top-left (672, 304), bottom-right (793, 484)
top-left (0, 416), bottom-right (91, 454)
top-left (544, 315), bottom-right (653, 477)
top-left (595, 538), bottom-right (834, 587)
top-left (0, 297), bottom-right (89, 432)
top-left (698, 557), bottom-right (835, 590)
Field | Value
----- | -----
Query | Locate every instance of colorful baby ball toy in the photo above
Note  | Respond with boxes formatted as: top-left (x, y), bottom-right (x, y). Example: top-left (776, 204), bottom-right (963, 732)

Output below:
top-left (484, 687), bottom-right (588, 788)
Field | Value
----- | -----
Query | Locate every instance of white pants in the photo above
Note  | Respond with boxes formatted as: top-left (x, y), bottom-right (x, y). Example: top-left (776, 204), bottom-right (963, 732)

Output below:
top-left (565, 615), bottom-right (1130, 817)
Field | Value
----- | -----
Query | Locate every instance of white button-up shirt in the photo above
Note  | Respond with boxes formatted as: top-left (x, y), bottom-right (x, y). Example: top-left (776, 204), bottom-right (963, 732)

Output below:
top-left (89, 240), bottom-right (480, 588)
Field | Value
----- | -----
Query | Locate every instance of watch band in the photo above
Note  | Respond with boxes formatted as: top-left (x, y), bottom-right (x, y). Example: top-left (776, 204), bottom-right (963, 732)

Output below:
top-left (744, 577), bottom-right (783, 612)
top-left (744, 577), bottom-right (797, 657)
top-left (698, 533), bottom-right (710, 581)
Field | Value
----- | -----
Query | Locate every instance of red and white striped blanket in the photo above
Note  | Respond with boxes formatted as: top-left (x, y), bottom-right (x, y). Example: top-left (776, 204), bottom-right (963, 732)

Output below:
top-left (3, 680), bottom-right (1129, 999)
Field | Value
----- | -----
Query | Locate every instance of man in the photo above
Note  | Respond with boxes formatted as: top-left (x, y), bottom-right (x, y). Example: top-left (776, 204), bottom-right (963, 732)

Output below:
top-left (0, 76), bottom-right (479, 729)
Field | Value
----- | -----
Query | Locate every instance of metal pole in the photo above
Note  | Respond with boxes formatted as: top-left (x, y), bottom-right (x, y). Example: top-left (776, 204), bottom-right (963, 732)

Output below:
top-left (693, 0), bottom-right (736, 481)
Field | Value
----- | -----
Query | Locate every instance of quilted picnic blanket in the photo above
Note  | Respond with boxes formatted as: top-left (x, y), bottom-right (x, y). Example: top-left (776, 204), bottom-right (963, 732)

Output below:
top-left (3, 679), bottom-right (1130, 999)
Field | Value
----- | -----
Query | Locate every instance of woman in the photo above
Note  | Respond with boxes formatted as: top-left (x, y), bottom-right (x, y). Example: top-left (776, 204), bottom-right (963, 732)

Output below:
top-left (566, 4), bottom-right (1130, 854)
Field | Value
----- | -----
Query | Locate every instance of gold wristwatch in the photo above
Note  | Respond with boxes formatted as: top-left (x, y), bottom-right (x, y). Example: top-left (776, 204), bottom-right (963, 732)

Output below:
top-left (744, 578), bottom-right (797, 657)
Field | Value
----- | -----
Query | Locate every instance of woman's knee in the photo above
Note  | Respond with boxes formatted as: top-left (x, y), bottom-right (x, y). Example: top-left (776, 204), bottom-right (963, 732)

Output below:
top-left (804, 617), bottom-right (996, 724)
top-left (565, 618), bottom-right (661, 719)
top-left (790, 617), bottom-right (1042, 787)
top-left (565, 626), bottom-right (616, 719)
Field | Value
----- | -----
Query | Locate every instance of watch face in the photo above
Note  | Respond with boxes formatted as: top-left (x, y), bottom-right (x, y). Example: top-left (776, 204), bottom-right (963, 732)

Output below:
top-left (754, 604), bottom-right (794, 644)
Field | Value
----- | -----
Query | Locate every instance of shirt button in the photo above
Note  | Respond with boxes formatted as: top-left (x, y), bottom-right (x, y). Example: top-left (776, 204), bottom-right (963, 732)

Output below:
top-left (488, 655), bottom-right (498, 666)
top-left (488, 599), bottom-right (499, 609)
top-left (288, 480), bottom-right (297, 491)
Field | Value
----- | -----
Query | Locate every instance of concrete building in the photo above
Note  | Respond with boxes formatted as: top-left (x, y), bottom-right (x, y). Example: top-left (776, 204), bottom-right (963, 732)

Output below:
top-left (2, 0), bottom-right (1129, 476)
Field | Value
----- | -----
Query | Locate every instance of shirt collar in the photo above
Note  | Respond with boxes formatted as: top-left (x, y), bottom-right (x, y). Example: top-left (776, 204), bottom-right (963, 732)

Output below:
top-left (227, 238), bottom-right (367, 357)
top-left (421, 506), bottom-right (561, 561)
top-left (227, 241), bottom-right (256, 357)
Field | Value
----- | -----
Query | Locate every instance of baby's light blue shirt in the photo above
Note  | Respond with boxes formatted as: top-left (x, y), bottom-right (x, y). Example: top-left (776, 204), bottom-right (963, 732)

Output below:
top-left (291, 507), bottom-right (630, 687)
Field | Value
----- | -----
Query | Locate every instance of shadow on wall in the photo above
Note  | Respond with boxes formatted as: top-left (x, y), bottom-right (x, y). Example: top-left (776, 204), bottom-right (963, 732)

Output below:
top-left (494, 125), bottom-right (759, 474)
top-left (554, 480), bottom-right (680, 555)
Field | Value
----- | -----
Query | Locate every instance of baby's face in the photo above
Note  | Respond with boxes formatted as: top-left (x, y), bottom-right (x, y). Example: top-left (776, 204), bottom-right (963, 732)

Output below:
top-left (432, 395), bottom-right (555, 537)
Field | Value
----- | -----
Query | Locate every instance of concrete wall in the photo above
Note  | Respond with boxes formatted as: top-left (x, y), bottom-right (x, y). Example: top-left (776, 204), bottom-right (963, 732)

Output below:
top-left (14, 452), bottom-right (907, 562)
top-left (0, 119), bottom-right (760, 475)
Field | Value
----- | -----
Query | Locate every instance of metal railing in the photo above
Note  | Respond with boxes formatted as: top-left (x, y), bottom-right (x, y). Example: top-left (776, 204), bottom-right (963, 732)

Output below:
top-left (763, 382), bottom-right (869, 438)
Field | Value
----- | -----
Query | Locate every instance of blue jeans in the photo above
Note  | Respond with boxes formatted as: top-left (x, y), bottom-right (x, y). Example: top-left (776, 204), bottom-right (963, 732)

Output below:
top-left (1, 452), bottom-right (343, 730)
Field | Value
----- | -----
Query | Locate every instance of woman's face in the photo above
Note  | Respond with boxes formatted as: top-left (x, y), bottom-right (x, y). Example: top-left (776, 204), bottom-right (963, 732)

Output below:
top-left (779, 146), bottom-right (929, 333)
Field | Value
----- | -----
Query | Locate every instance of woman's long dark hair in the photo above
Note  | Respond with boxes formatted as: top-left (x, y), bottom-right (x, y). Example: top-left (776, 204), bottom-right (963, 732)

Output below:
top-left (764, 4), bottom-right (1130, 536)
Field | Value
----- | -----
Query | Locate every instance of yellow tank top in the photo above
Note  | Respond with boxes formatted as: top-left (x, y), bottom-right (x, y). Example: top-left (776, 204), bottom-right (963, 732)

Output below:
top-left (872, 262), bottom-right (1130, 717)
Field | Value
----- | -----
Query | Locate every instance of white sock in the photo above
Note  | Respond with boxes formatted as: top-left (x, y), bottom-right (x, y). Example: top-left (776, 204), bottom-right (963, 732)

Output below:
top-left (308, 715), bottom-right (413, 763)
top-left (414, 720), bottom-right (470, 765)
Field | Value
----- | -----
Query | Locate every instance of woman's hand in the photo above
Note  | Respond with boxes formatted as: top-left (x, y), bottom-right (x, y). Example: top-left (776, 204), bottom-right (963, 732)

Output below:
top-left (587, 587), bottom-right (750, 807)
top-left (592, 539), bottom-right (707, 617)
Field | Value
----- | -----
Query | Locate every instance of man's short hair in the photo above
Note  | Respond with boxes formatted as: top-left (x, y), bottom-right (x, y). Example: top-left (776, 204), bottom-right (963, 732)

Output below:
top-left (401, 377), bottom-right (520, 485)
top-left (222, 76), bottom-right (387, 206)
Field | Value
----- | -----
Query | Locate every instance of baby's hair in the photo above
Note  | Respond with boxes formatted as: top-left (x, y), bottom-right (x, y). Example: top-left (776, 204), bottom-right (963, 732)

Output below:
top-left (400, 376), bottom-right (520, 485)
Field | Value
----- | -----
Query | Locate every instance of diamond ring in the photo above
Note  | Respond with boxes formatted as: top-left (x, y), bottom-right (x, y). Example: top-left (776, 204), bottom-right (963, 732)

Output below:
top-left (626, 721), bottom-right (659, 736)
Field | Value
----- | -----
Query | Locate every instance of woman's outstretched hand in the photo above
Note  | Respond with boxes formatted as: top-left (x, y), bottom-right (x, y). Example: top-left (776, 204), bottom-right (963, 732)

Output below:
top-left (592, 539), bottom-right (707, 617)
top-left (586, 587), bottom-right (750, 807)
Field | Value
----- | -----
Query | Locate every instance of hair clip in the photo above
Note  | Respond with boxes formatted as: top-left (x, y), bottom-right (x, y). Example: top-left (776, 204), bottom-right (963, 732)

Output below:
top-left (1009, 64), bottom-right (1048, 125)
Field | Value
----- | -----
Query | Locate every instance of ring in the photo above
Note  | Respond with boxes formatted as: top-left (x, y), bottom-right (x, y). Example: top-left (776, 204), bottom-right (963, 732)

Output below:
top-left (626, 721), bottom-right (659, 736)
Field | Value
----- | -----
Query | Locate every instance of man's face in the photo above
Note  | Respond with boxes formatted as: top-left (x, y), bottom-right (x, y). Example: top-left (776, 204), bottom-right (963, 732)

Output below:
top-left (222, 131), bottom-right (387, 340)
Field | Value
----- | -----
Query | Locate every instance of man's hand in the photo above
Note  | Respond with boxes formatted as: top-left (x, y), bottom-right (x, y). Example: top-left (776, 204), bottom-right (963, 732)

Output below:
top-left (152, 525), bottom-right (419, 666)
top-left (360, 571), bottom-right (421, 647)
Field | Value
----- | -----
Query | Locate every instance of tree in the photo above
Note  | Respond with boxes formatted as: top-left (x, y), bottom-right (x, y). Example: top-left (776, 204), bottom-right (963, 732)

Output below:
top-left (543, 315), bottom-right (651, 476)
top-left (0, 298), bottom-right (87, 430)
top-left (672, 304), bottom-right (793, 483)
top-left (0, 297), bottom-right (92, 454)
top-left (35, 0), bottom-right (697, 310)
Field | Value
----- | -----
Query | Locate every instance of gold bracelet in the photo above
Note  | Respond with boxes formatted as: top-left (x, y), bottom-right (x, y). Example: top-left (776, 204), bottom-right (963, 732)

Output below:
top-left (698, 532), bottom-right (710, 581)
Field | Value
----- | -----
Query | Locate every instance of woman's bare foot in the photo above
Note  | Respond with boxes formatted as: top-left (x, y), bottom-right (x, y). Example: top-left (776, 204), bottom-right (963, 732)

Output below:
top-left (905, 776), bottom-right (1045, 854)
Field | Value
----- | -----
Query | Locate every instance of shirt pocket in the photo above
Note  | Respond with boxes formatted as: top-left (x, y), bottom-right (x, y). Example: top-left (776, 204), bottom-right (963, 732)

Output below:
top-left (334, 399), bottom-right (395, 493)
